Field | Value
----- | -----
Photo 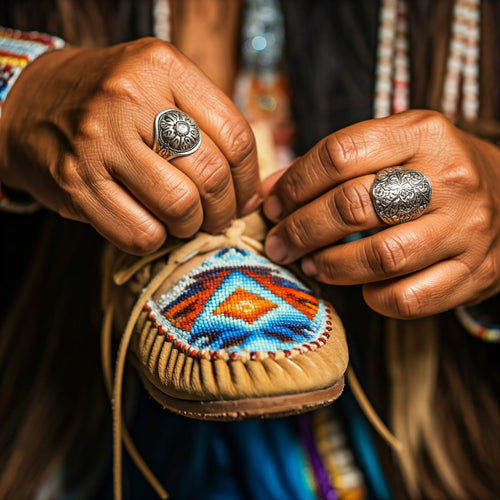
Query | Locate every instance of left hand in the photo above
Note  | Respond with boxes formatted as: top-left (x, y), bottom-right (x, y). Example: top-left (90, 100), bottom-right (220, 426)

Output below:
top-left (262, 110), bottom-right (500, 319)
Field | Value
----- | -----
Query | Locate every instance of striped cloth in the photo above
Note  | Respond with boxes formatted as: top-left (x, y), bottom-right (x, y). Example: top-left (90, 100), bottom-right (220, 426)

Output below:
top-left (0, 27), bottom-right (65, 213)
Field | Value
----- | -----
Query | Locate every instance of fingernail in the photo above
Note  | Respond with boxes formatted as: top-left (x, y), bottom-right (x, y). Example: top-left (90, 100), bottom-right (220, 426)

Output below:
top-left (241, 193), bottom-right (262, 216)
top-left (263, 194), bottom-right (283, 221)
top-left (265, 234), bottom-right (288, 262)
top-left (301, 256), bottom-right (318, 277)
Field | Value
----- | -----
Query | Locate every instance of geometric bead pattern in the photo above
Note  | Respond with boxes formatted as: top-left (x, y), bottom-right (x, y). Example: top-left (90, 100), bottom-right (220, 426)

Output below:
top-left (146, 248), bottom-right (332, 359)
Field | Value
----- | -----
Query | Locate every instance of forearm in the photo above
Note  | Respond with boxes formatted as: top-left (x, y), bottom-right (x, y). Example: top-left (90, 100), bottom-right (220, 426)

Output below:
top-left (169, 0), bottom-right (242, 95)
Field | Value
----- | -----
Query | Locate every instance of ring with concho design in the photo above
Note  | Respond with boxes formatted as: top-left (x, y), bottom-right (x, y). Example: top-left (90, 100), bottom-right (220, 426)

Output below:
top-left (153, 109), bottom-right (202, 160)
top-left (371, 167), bottom-right (432, 225)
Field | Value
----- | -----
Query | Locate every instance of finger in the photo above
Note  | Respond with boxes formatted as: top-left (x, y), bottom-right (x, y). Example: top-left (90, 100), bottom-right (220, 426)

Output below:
top-left (126, 133), bottom-right (237, 235)
top-left (110, 143), bottom-right (204, 239)
top-left (265, 174), bottom-right (382, 264)
top-left (361, 259), bottom-right (477, 318)
top-left (299, 213), bottom-right (459, 284)
top-left (261, 168), bottom-right (287, 197)
top-left (68, 179), bottom-right (167, 255)
top-left (168, 53), bottom-right (261, 214)
top-left (168, 132), bottom-right (237, 233)
top-left (263, 110), bottom-right (450, 221)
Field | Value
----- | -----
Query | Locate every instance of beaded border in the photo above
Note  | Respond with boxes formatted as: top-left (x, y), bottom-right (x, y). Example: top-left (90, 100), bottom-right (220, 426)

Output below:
top-left (455, 305), bottom-right (500, 343)
top-left (141, 301), bottom-right (335, 362)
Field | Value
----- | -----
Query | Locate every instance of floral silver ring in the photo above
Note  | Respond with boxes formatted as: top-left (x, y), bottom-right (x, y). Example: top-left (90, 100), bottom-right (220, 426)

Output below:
top-left (153, 109), bottom-right (202, 160)
top-left (371, 167), bottom-right (432, 225)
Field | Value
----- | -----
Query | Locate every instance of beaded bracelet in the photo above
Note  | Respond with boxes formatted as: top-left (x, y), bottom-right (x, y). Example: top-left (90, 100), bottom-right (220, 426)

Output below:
top-left (455, 305), bottom-right (500, 342)
top-left (0, 26), bottom-right (65, 213)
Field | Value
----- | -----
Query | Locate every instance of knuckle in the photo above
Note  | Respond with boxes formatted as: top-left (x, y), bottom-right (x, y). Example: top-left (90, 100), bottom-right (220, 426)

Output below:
top-left (469, 204), bottom-right (493, 235)
top-left (164, 184), bottom-right (200, 222)
top-left (53, 156), bottom-right (84, 191)
top-left (333, 182), bottom-right (372, 227)
top-left (127, 221), bottom-right (165, 254)
top-left (476, 257), bottom-right (498, 292)
top-left (283, 216), bottom-right (314, 250)
top-left (101, 72), bottom-right (138, 101)
top-left (278, 172), bottom-right (303, 206)
top-left (443, 162), bottom-right (480, 191)
top-left (411, 109), bottom-right (450, 136)
top-left (79, 114), bottom-right (108, 141)
top-left (324, 132), bottom-right (363, 175)
top-left (223, 118), bottom-right (255, 165)
top-left (392, 285), bottom-right (423, 319)
top-left (197, 154), bottom-right (231, 198)
top-left (368, 235), bottom-right (409, 276)
top-left (139, 37), bottom-right (177, 69)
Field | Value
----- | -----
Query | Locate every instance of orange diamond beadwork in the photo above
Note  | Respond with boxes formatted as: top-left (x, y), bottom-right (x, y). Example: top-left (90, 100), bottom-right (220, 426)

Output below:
top-left (213, 288), bottom-right (278, 324)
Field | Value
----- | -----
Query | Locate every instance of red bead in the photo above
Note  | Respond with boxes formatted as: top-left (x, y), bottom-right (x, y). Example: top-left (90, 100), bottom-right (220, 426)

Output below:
top-left (250, 352), bottom-right (258, 361)
top-left (230, 352), bottom-right (239, 361)
top-left (267, 351), bottom-right (276, 359)
top-left (283, 350), bottom-right (291, 357)
top-left (166, 333), bottom-right (175, 342)
top-left (158, 327), bottom-right (167, 335)
top-left (174, 340), bottom-right (182, 348)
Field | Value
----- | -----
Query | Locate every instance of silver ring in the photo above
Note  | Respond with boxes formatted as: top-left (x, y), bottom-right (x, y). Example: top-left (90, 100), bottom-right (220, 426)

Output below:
top-left (153, 109), bottom-right (201, 160)
top-left (371, 167), bottom-right (432, 225)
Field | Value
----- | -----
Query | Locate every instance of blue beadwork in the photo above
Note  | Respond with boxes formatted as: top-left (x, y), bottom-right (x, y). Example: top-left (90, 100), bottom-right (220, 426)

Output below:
top-left (149, 248), bottom-right (329, 355)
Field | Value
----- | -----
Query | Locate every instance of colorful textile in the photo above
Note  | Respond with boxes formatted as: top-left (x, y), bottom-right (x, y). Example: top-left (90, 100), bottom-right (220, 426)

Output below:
top-left (147, 247), bottom-right (332, 359)
top-left (0, 26), bottom-right (65, 113)
top-left (455, 305), bottom-right (500, 342)
top-left (0, 26), bottom-right (65, 213)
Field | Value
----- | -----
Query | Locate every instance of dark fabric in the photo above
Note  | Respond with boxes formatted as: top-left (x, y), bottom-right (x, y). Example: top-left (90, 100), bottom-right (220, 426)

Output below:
top-left (281, 0), bottom-right (380, 155)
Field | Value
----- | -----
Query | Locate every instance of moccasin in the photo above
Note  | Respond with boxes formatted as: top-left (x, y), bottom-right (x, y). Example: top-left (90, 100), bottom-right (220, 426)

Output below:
top-left (102, 213), bottom-right (348, 421)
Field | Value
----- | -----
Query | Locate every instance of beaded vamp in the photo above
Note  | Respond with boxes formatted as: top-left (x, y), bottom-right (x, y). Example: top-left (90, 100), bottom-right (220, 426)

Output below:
top-left (144, 247), bottom-right (333, 361)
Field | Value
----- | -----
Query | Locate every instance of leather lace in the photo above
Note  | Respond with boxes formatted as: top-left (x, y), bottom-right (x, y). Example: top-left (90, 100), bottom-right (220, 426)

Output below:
top-left (100, 219), bottom-right (402, 500)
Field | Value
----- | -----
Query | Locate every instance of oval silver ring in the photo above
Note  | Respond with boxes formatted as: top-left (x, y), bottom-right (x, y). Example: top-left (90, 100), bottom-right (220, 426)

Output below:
top-left (371, 167), bottom-right (432, 225)
top-left (153, 109), bottom-right (202, 160)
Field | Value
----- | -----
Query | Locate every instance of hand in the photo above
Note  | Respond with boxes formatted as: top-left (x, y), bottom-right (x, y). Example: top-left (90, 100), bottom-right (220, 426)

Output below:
top-left (0, 38), bottom-right (260, 254)
top-left (262, 110), bottom-right (500, 318)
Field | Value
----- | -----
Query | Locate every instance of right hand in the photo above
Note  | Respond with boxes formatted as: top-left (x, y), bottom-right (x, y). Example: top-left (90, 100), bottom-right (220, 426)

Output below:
top-left (0, 38), bottom-right (260, 254)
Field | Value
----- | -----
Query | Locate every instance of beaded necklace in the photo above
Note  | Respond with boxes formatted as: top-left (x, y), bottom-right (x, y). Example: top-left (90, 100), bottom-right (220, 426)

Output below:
top-left (374, 0), bottom-right (481, 120)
